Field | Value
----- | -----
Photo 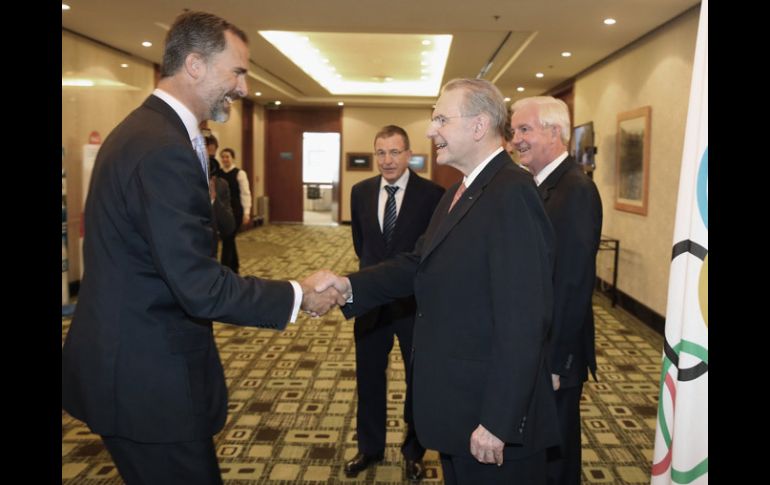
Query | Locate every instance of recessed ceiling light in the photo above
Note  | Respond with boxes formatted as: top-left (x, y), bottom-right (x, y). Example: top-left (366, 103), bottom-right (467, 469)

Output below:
top-left (120, 63), bottom-right (129, 68)
top-left (62, 4), bottom-right (70, 10)
top-left (604, 18), bottom-right (617, 25)
top-left (255, 92), bottom-right (262, 96)
top-left (337, 101), bottom-right (344, 106)
top-left (62, 79), bottom-right (94, 87)
top-left (535, 72), bottom-right (544, 78)
top-left (561, 51), bottom-right (572, 57)
top-left (385, 77), bottom-right (394, 82)
top-left (259, 31), bottom-right (452, 96)
top-left (274, 100), bottom-right (282, 106)
top-left (504, 97), bottom-right (511, 102)
top-left (517, 87), bottom-right (525, 92)
top-left (142, 41), bottom-right (152, 47)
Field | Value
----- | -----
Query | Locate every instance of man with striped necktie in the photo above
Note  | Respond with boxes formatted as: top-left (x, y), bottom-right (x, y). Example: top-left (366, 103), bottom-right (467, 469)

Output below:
top-left (347, 125), bottom-right (444, 481)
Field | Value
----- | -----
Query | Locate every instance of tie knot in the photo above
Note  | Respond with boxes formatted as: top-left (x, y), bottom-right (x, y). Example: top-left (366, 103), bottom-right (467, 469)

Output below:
top-left (385, 185), bottom-right (399, 196)
top-left (192, 134), bottom-right (205, 150)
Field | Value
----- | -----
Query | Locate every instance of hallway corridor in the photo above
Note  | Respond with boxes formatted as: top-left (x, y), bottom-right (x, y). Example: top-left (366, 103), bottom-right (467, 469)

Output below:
top-left (62, 224), bottom-right (663, 484)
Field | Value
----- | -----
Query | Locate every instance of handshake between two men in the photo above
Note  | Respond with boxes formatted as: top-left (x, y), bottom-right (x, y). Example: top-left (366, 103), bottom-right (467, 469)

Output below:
top-left (298, 270), bottom-right (353, 317)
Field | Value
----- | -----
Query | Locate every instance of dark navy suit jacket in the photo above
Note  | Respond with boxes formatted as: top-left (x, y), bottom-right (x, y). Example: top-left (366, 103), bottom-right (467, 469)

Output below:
top-left (538, 157), bottom-right (602, 387)
top-left (350, 169), bottom-right (444, 328)
top-left (62, 95), bottom-right (294, 443)
top-left (343, 151), bottom-right (560, 458)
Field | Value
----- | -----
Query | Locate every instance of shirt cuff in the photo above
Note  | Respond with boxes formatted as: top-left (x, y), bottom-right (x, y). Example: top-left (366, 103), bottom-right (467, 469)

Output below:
top-left (289, 280), bottom-right (302, 323)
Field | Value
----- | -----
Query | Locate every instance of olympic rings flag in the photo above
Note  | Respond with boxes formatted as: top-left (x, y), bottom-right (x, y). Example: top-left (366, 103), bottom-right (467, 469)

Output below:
top-left (651, 1), bottom-right (708, 484)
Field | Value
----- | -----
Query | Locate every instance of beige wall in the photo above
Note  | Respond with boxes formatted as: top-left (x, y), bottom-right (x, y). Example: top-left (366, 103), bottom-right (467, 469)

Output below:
top-left (340, 107), bottom-right (432, 221)
top-left (573, 7), bottom-right (699, 315)
top-left (62, 31), bottom-right (156, 282)
top-left (62, 30), bottom-right (255, 281)
top-left (208, 114), bottom-right (242, 171)
top-left (253, 106), bottom-right (266, 198)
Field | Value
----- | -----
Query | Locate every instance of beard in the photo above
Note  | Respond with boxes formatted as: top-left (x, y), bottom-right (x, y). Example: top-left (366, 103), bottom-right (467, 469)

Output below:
top-left (209, 98), bottom-right (231, 123)
top-left (207, 90), bottom-right (238, 123)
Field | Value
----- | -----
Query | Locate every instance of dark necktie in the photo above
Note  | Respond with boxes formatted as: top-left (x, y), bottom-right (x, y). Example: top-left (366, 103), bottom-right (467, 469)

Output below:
top-left (383, 185), bottom-right (399, 247)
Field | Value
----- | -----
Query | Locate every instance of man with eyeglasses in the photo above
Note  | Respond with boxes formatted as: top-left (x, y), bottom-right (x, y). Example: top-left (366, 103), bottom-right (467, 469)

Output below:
top-left (325, 79), bottom-right (559, 484)
top-left (346, 125), bottom-right (444, 481)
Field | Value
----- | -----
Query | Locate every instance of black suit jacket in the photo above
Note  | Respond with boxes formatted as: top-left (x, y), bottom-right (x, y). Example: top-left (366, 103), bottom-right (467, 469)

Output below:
top-left (62, 95), bottom-right (294, 443)
top-left (343, 151), bottom-right (560, 458)
top-left (350, 170), bottom-right (444, 327)
top-left (538, 157), bottom-right (602, 387)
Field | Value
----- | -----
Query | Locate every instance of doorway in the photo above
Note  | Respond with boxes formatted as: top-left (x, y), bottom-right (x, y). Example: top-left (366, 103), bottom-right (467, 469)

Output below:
top-left (302, 132), bottom-right (340, 226)
top-left (264, 107), bottom-right (342, 223)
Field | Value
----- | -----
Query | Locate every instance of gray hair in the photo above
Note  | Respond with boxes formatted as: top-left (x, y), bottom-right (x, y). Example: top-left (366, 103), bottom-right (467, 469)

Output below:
top-left (511, 96), bottom-right (571, 146)
top-left (442, 78), bottom-right (508, 139)
top-left (161, 11), bottom-right (248, 78)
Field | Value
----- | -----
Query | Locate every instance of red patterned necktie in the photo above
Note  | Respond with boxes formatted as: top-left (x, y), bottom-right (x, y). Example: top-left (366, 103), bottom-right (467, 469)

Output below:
top-left (448, 182), bottom-right (466, 212)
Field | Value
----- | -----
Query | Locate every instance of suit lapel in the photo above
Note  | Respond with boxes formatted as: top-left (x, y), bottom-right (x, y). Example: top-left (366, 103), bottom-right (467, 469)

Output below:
top-left (366, 176), bottom-right (388, 250)
top-left (538, 156), bottom-right (575, 203)
top-left (420, 153), bottom-right (509, 263)
top-left (391, 170), bottom-right (419, 244)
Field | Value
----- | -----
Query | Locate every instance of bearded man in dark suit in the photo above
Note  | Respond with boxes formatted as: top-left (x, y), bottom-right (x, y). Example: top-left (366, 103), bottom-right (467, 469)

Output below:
top-left (61, 11), bottom-right (341, 485)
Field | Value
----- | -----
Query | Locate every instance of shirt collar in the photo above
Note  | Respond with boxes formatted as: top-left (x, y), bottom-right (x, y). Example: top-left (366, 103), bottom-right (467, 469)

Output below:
top-left (380, 168), bottom-right (411, 191)
top-left (152, 88), bottom-right (201, 142)
top-left (464, 146), bottom-right (504, 188)
top-left (533, 151), bottom-right (568, 186)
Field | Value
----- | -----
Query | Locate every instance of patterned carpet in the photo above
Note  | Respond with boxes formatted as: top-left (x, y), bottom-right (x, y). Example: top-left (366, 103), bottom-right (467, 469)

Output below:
top-left (62, 224), bottom-right (663, 484)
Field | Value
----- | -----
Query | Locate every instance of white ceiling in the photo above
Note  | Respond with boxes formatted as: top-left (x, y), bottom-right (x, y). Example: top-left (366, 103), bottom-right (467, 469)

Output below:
top-left (62, 0), bottom-right (700, 108)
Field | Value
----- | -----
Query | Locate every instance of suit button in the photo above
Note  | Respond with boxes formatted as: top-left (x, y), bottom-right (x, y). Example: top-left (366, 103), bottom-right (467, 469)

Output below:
top-left (417, 312), bottom-right (423, 317)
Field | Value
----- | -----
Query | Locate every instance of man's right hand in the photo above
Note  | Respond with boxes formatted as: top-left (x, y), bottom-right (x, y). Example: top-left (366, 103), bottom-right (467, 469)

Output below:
top-left (299, 270), bottom-right (350, 316)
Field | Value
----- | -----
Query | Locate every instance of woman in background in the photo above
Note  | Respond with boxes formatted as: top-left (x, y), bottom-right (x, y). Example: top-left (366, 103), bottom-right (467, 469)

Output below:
top-left (219, 148), bottom-right (252, 274)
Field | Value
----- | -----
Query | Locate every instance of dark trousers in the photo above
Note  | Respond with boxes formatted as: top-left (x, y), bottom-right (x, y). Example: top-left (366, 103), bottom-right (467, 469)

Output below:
top-left (440, 450), bottom-right (547, 485)
top-left (547, 383), bottom-right (584, 485)
top-left (101, 435), bottom-right (222, 485)
top-left (220, 206), bottom-right (242, 273)
top-left (353, 312), bottom-right (424, 460)
top-left (220, 233), bottom-right (239, 274)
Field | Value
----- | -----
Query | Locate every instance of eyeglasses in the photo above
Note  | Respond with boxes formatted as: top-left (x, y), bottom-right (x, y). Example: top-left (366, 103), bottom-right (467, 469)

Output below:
top-left (375, 149), bottom-right (407, 159)
top-left (430, 114), bottom-right (479, 127)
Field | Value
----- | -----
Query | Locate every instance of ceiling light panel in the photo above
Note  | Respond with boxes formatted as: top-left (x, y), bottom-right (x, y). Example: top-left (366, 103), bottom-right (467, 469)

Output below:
top-left (259, 31), bottom-right (451, 96)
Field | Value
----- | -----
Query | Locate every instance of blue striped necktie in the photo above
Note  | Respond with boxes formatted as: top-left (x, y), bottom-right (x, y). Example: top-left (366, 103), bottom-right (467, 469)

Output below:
top-left (192, 135), bottom-right (209, 179)
top-left (383, 185), bottom-right (399, 247)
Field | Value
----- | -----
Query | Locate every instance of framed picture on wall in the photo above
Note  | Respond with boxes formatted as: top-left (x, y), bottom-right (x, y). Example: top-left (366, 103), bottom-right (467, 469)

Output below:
top-left (408, 153), bottom-right (427, 172)
top-left (346, 152), bottom-right (372, 171)
top-left (615, 106), bottom-right (651, 215)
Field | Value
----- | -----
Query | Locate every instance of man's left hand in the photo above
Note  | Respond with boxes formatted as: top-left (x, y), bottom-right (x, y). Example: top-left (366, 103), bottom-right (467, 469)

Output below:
top-left (470, 424), bottom-right (504, 465)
